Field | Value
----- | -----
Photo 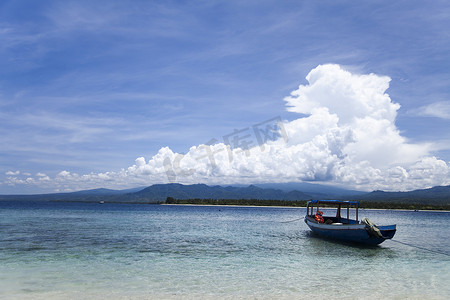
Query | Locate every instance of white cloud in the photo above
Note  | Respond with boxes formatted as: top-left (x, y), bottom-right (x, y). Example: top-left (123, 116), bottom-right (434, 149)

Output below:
top-left (36, 172), bottom-right (51, 181)
top-left (5, 177), bottom-right (26, 186)
top-left (3, 64), bottom-right (449, 192)
top-left (414, 101), bottom-right (450, 119)
top-left (5, 170), bottom-right (20, 176)
top-left (285, 64), bottom-right (399, 123)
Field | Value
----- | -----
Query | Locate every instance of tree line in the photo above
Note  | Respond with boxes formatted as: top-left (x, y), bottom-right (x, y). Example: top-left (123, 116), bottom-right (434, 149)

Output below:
top-left (165, 197), bottom-right (308, 207)
top-left (165, 197), bottom-right (450, 210)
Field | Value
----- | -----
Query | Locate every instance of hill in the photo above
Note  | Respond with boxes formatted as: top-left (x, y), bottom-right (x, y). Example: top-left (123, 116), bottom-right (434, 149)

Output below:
top-left (254, 182), bottom-right (365, 198)
top-left (351, 185), bottom-right (450, 206)
top-left (111, 183), bottom-right (312, 203)
top-left (0, 183), bottom-right (449, 207)
top-left (0, 183), bottom-right (312, 203)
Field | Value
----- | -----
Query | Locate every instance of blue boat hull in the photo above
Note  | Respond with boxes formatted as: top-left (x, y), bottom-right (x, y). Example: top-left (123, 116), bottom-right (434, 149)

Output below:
top-left (305, 217), bottom-right (396, 245)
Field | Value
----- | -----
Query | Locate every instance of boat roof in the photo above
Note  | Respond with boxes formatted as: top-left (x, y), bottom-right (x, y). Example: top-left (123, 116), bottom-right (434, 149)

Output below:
top-left (308, 199), bottom-right (359, 205)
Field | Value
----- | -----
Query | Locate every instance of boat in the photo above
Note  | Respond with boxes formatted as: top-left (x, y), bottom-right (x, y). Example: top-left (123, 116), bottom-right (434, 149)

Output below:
top-left (304, 200), bottom-right (396, 245)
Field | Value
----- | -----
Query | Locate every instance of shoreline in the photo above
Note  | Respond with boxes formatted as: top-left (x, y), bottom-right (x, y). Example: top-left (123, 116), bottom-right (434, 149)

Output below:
top-left (1, 199), bottom-right (449, 212)
top-left (162, 203), bottom-right (450, 212)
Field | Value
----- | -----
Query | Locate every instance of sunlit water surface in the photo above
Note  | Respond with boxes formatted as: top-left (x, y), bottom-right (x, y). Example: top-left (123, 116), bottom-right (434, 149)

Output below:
top-left (1, 201), bottom-right (449, 299)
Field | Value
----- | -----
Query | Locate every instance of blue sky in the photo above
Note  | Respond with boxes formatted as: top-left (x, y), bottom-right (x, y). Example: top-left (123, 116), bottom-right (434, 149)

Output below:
top-left (1, 0), bottom-right (449, 194)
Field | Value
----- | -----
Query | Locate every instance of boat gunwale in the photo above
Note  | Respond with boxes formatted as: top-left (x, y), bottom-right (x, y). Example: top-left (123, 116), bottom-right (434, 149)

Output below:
top-left (304, 216), bottom-right (367, 231)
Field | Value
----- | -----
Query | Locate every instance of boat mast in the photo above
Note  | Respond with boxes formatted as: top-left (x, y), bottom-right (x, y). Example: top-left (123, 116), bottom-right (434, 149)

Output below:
top-left (356, 202), bottom-right (359, 223)
top-left (347, 203), bottom-right (350, 224)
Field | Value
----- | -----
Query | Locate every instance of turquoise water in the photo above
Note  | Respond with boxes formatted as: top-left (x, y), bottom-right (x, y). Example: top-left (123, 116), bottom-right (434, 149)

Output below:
top-left (1, 202), bottom-right (449, 299)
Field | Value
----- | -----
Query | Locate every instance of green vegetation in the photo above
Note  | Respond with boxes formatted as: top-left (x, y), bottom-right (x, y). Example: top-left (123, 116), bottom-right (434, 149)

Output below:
top-left (165, 197), bottom-right (450, 210)
top-left (165, 197), bottom-right (308, 207)
top-left (358, 200), bottom-right (450, 211)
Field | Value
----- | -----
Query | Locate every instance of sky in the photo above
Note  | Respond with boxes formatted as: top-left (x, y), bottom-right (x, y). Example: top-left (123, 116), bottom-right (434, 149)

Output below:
top-left (1, 0), bottom-right (449, 194)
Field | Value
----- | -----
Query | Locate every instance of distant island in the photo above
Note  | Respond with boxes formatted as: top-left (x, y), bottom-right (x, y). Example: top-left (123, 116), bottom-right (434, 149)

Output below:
top-left (1, 183), bottom-right (449, 210)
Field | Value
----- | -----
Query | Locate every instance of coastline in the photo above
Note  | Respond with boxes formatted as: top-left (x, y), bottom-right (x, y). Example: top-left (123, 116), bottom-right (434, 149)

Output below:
top-left (1, 199), bottom-right (449, 212)
top-left (161, 203), bottom-right (450, 212)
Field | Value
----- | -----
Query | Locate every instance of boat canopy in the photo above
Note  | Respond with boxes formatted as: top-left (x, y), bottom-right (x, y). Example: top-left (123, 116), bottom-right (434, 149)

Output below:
top-left (306, 200), bottom-right (360, 224)
top-left (308, 199), bottom-right (359, 206)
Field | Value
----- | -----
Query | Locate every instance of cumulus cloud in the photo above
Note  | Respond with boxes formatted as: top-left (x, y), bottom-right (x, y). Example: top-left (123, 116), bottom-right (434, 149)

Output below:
top-left (36, 172), bottom-right (51, 181)
top-left (6, 170), bottom-right (21, 176)
top-left (3, 64), bottom-right (449, 192)
top-left (285, 64), bottom-right (398, 123)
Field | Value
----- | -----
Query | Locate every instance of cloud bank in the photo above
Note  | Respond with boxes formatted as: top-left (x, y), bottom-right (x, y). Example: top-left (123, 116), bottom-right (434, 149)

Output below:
top-left (4, 64), bottom-right (449, 192)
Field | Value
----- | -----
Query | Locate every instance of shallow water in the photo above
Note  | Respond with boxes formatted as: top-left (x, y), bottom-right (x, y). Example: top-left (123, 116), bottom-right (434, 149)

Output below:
top-left (0, 201), bottom-right (449, 299)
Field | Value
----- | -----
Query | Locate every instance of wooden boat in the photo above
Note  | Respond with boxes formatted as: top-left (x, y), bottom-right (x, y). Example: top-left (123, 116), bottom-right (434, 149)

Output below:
top-left (304, 200), bottom-right (396, 245)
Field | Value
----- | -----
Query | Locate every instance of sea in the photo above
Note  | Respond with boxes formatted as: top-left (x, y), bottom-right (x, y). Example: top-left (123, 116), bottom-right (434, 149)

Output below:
top-left (0, 201), bottom-right (449, 299)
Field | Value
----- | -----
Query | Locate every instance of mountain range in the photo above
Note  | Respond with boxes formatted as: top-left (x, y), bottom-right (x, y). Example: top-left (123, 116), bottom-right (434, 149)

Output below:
top-left (0, 183), bottom-right (449, 205)
top-left (349, 185), bottom-right (450, 205)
